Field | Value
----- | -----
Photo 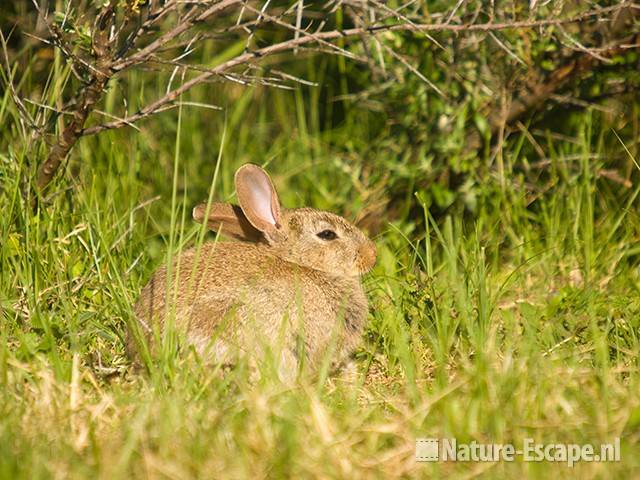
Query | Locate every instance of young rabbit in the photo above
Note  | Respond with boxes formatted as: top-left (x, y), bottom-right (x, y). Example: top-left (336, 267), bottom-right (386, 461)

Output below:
top-left (132, 163), bottom-right (377, 377)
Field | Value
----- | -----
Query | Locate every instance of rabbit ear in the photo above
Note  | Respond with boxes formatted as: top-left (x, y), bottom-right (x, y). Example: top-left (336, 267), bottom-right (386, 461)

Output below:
top-left (192, 202), bottom-right (263, 242)
top-left (235, 164), bottom-right (283, 240)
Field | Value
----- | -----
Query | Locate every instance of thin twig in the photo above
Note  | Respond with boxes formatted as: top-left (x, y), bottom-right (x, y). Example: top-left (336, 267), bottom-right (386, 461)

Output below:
top-left (84, 4), bottom-right (637, 135)
top-left (114, 0), bottom-right (244, 72)
top-left (381, 44), bottom-right (447, 98)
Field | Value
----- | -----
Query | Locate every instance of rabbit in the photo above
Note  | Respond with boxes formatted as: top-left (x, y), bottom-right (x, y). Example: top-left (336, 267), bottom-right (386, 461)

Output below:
top-left (131, 163), bottom-right (377, 378)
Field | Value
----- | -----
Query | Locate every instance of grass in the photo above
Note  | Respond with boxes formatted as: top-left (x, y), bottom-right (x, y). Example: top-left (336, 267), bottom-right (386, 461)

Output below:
top-left (1, 48), bottom-right (640, 479)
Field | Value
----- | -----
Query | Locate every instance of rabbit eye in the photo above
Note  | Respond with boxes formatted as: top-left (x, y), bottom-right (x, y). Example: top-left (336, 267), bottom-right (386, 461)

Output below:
top-left (317, 229), bottom-right (338, 240)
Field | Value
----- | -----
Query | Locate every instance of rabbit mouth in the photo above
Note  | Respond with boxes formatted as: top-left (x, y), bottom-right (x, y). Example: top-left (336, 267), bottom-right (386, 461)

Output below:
top-left (355, 241), bottom-right (377, 274)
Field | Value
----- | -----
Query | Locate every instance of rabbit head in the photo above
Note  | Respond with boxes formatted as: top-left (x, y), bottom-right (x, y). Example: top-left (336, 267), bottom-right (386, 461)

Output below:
top-left (193, 164), bottom-right (377, 277)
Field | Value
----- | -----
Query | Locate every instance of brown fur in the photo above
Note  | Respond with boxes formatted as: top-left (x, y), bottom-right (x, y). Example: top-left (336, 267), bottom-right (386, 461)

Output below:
top-left (131, 165), bottom-right (376, 378)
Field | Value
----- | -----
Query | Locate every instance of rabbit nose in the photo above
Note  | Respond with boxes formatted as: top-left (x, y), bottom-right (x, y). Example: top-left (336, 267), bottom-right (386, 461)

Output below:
top-left (358, 240), bottom-right (377, 271)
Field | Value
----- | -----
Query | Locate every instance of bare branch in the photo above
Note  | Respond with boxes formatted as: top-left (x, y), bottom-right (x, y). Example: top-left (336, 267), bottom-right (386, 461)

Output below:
top-left (35, 2), bottom-right (117, 193)
top-left (381, 44), bottom-right (447, 98)
top-left (114, 0), bottom-right (244, 72)
top-left (368, 0), bottom-right (445, 51)
top-left (24, 0), bottom-right (638, 202)
top-left (488, 32), bottom-right (640, 132)
top-left (84, 3), bottom-right (637, 136)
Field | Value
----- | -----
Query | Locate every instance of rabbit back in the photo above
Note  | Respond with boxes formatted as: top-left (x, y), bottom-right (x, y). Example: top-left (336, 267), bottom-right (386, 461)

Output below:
top-left (132, 241), bottom-right (368, 368)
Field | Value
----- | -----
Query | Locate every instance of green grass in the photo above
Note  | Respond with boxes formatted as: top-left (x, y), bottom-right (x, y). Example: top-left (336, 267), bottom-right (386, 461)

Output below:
top-left (1, 51), bottom-right (640, 479)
